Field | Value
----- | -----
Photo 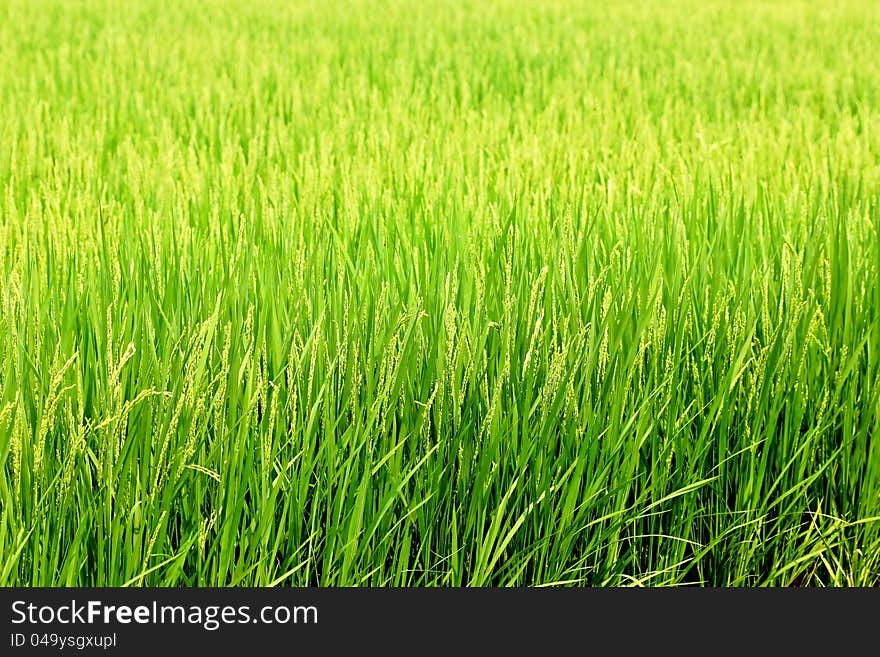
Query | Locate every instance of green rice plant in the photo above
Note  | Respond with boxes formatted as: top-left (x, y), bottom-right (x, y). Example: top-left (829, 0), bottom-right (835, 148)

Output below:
top-left (0, 0), bottom-right (879, 586)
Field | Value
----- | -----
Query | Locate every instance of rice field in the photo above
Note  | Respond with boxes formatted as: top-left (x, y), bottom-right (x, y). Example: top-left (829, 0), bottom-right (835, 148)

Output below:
top-left (1, 0), bottom-right (879, 586)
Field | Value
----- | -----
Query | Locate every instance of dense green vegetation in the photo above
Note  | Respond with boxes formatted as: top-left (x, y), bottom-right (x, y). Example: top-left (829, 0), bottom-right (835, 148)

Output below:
top-left (1, 0), bottom-right (879, 586)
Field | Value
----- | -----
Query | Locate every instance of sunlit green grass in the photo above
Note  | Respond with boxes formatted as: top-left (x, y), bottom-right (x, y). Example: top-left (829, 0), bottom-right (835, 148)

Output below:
top-left (1, 0), bottom-right (879, 586)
